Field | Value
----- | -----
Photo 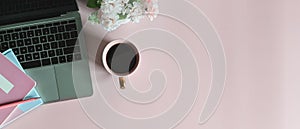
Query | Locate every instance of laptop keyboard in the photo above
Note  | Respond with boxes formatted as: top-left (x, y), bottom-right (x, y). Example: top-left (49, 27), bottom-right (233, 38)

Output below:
top-left (0, 19), bottom-right (82, 69)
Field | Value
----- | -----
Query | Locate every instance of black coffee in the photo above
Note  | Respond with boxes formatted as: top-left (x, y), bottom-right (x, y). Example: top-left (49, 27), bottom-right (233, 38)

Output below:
top-left (106, 43), bottom-right (139, 74)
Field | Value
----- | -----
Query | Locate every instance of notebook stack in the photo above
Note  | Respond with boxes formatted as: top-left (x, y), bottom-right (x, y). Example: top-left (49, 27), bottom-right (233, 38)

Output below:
top-left (0, 49), bottom-right (43, 128)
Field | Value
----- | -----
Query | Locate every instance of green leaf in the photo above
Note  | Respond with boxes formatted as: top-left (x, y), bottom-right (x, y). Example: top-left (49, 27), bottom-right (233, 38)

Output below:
top-left (118, 13), bottom-right (128, 20)
top-left (128, 0), bottom-right (136, 5)
top-left (87, 0), bottom-right (102, 8)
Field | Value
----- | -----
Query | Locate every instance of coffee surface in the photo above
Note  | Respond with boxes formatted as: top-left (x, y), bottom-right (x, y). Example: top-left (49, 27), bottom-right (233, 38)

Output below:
top-left (106, 43), bottom-right (138, 74)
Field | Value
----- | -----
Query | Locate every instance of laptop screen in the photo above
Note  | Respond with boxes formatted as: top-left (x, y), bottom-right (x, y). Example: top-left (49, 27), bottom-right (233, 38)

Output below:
top-left (0, 0), bottom-right (78, 25)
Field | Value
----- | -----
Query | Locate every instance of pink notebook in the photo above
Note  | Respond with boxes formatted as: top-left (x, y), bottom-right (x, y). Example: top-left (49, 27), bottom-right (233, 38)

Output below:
top-left (0, 53), bottom-right (36, 124)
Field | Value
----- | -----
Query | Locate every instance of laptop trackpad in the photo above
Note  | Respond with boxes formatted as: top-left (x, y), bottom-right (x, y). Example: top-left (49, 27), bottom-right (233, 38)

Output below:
top-left (55, 63), bottom-right (77, 100)
top-left (26, 66), bottom-right (59, 103)
top-left (55, 61), bottom-right (93, 101)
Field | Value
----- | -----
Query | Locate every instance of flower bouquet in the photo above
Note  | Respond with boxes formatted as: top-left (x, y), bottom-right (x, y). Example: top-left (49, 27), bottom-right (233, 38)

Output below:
top-left (87, 0), bottom-right (159, 31)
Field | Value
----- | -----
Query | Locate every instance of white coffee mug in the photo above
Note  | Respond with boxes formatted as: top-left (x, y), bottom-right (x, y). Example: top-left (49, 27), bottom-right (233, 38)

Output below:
top-left (102, 39), bottom-right (140, 89)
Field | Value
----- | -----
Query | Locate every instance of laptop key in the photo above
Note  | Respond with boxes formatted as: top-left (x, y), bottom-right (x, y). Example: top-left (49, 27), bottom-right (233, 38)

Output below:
top-left (35, 44), bottom-right (43, 51)
top-left (74, 46), bottom-right (80, 53)
top-left (66, 39), bottom-right (77, 46)
top-left (74, 53), bottom-right (82, 61)
top-left (25, 54), bottom-right (33, 61)
top-left (58, 41), bottom-right (65, 47)
top-left (70, 31), bottom-right (78, 38)
top-left (7, 29), bottom-right (14, 33)
top-left (17, 40), bottom-right (24, 46)
top-left (24, 38), bottom-right (32, 45)
top-left (42, 28), bottom-right (50, 35)
top-left (63, 32), bottom-right (70, 39)
top-left (40, 36), bottom-right (47, 43)
top-left (35, 29), bottom-right (42, 36)
top-left (4, 34), bottom-right (11, 41)
top-left (38, 24), bottom-right (45, 28)
top-left (53, 22), bottom-right (60, 26)
top-left (47, 35), bottom-right (55, 42)
top-left (68, 20), bottom-right (76, 23)
top-left (14, 28), bottom-right (21, 32)
top-left (50, 27), bottom-right (58, 34)
top-left (30, 26), bottom-right (37, 29)
top-left (43, 44), bottom-right (50, 50)
top-left (58, 26), bottom-right (65, 32)
top-left (0, 47), bottom-right (6, 53)
top-left (33, 52), bottom-right (40, 60)
top-left (50, 42), bottom-right (58, 49)
top-left (61, 21), bottom-right (68, 25)
top-left (51, 57), bottom-right (59, 64)
top-left (27, 30), bottom-right (34, 37)
top-left (17, 55), bottom-right (25, 62)
top-left (19, 32), bottom-right (26, 39)
top-left (65, 24), bottom-right (77, 31)
top-left (22, 60), bottom-right (41, 69)
top-left (63, 47), bottom-right (74, 54)
top-left (56, 49), bottom-right (63, 56)
top-left (46, 23), bottom-right (52, 27)
top-left (55, 34), bottom-right (62, 40)
top-left (28, 45), bottom-right (35, 52)
top-left (40, 51), bottom-right (48, 58)
top-left (22, 27), bottom-right (29, 31)
top-left (9, 41), bottom-right (17, 48)
top-left (32, 37), bottom-right (39, 44)
top-left (12, 48), bottom-right (20, 55)
top-left (0, 35), bottom-right (3, 42)
top-left (59, 56), bottom-right (66, 63)
top-left (66, 55), bottom-right (73, 62)
top-left (12, 33), bottom-right (19, 40)
top-left (42, 59), bottom-right (51, 66)
top-left (48, 50), bottom-right (55, 57)
top-left (20, 47), bottom-right (27, 54)
top-left (1, 42), bottom-right (9, 50)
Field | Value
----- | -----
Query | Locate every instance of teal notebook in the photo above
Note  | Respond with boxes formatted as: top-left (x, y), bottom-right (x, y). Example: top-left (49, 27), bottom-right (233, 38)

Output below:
top-left (0, 49), bottom-right (43, 128)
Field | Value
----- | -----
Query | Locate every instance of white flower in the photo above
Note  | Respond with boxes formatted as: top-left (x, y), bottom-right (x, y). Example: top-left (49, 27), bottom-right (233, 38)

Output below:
top-left (123, 3), bottom-right (133, 14)
top-left (116, 18), bottom-right (131, 26)
top-left (100, 13), bottom-right (121, 31)
top-left (88, 0), bottom-right (159, 31)
top-left (101, 0), bottom-right (123, 14)
top-left (144, 0), bottom-right (159, 21)
top-left (88, 11), bottom-right (101, 24)
top-left (121, 0), bottom-right (129, 4)
top-left (128, 2), bottom-right (144, 23)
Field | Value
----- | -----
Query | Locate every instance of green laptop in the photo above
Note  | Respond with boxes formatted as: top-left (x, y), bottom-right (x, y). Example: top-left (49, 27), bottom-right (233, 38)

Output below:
top-left (0, 0), bottom-right (93, 103)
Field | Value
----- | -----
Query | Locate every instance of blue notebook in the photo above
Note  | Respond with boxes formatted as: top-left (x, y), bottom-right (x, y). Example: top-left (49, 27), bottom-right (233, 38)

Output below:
top-left (0, 49), bottom-right (43, 128)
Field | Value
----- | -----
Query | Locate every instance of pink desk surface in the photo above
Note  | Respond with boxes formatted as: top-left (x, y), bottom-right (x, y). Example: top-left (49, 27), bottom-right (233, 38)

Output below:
top-left (6, 0), bottom-right (300, 129)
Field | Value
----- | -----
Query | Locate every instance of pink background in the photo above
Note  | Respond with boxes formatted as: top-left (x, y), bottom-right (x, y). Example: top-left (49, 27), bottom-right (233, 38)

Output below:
top-left (6, 0), bottom-right (300, 129)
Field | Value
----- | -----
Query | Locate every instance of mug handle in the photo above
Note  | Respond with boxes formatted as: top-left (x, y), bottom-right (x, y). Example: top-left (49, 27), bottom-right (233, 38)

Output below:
top-left (119, 77), bottom-right (126, 89)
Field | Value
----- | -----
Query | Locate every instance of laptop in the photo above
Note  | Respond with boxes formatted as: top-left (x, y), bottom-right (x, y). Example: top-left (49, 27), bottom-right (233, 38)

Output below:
top-left (0, 0), bottom-right (93, 103)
